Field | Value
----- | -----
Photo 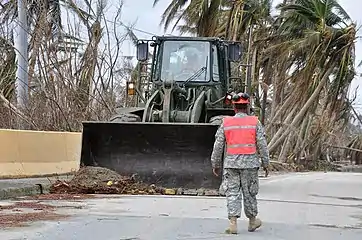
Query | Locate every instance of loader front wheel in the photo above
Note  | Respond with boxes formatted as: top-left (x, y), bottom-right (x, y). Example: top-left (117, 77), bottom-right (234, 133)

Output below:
top-left (109, 113), bottom-right (141, 123)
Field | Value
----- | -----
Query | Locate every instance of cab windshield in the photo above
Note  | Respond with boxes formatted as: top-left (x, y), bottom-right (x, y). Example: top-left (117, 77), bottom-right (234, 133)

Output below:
top-left (159, 40), bottom-right (210, 82)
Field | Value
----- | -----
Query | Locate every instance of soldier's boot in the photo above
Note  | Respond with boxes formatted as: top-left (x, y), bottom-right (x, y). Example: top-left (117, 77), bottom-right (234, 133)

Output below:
top-left (225, 217), bottom-right (237, 234)
top-left (248, 217), bottom-right (262, 232)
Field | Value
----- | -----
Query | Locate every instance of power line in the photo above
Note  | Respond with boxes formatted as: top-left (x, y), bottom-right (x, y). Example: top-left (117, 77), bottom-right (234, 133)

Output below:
top-left (104, 18), bottom-right (175, 37)
top-left (103, 19), bottom-right (156, 36)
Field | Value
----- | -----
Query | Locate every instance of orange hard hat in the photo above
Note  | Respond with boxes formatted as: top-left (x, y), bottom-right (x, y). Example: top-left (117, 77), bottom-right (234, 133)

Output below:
top-left (232, 92), bottom-right (250, 104)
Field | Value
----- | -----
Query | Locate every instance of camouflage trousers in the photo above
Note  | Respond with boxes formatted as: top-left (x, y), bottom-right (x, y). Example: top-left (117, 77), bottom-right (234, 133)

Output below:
top-left (222, 168), bottom-right (259, 219)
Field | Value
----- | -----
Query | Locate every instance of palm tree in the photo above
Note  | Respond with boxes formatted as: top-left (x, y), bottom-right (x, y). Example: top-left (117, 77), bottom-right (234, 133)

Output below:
top-left (265, 0), bottom-right (356, 162)
top-left (153, 0), bottom-right (222, 37)
top-left (154, 0), bottom-right (358, 164)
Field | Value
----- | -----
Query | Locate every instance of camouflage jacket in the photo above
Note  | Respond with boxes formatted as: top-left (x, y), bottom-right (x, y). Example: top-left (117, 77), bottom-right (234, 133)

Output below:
top-left (210, 112), bottom-right (270, 169)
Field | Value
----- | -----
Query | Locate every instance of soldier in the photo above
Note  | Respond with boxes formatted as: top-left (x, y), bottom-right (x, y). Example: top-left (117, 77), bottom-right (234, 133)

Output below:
top-left (210, 92), bottom-right (270, 234)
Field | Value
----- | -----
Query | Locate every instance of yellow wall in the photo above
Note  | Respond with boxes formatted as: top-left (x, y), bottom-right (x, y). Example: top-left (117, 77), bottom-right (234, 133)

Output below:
top-left (0, 129), bottom-right (82, 178)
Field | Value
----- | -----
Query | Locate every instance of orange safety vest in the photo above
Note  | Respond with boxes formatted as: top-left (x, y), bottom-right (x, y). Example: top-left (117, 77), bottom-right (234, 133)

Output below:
top-left (223, 116), bottom-right (258, 155)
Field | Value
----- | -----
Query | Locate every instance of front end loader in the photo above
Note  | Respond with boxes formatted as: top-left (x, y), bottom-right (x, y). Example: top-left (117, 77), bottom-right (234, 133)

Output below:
top-left (80, 36), bottom-right (249, 189)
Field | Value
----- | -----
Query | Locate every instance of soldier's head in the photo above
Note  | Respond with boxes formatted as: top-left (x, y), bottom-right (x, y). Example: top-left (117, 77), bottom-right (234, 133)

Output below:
top-left (232, 92), bottom-right (250, 113)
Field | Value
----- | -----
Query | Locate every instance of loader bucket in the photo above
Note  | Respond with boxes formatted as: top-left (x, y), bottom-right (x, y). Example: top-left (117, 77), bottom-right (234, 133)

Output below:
top-left (80, 121), bottom-right (222, 189)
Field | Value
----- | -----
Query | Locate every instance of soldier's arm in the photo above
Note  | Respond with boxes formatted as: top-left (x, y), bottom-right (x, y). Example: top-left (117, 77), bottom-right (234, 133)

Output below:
top-left (211, 124), bottom-right (225, 169)
top-left (256, 120), bottom-right (270, 166)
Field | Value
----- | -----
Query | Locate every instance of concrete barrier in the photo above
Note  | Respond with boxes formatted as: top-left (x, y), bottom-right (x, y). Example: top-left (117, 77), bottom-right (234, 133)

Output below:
top-left (0, 129), bottom-right (82, 178)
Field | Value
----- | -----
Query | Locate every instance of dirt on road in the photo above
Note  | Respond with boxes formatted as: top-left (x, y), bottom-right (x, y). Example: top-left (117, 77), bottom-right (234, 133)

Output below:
top-left (0, 201), bottom-right (67, 228)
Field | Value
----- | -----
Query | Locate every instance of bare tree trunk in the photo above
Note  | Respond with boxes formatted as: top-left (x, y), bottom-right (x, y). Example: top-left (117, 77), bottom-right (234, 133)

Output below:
top-left (294, 115), bottom-right (309, 157)
top-left (232, 2), bottom-right (244, 41)
top-left (266, 91), bottom-right (295, 133)
top-left (261, 83), bottom-right (268, 125)
top-left (270, 62), bottom-right (286, 119)
top-left (279, 132), bottom-right (294, 163)
top-left (268, 103), bottom-right (298, 149)
top-left (268, 66), bottom-right (334, 153)
top-left (225, 3), bottom-right (235, 39)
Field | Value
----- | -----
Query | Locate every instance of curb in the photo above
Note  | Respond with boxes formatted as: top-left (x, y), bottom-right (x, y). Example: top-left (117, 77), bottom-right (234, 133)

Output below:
top-left (0, 184), bottom-right (51, 200)
top-left (341, 166), bottom-right (362, 173)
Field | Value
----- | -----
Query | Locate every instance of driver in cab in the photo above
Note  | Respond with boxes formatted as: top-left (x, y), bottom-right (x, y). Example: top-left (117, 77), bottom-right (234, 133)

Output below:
top-left (182, 53), bottom-right (200, 72)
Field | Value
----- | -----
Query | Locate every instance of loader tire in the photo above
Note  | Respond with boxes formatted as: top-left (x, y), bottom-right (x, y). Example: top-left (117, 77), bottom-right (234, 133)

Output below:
top-left (109, 113), bottom-right (141, 123)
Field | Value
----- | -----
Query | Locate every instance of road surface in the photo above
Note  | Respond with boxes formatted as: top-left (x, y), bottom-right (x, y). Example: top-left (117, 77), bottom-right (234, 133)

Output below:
top-left (1, 172), bottom-right (362, 239)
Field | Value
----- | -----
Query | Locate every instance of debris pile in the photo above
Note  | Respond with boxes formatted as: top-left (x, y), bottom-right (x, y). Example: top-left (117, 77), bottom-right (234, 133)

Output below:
top-left (50, 166), bottom-right (165, 195)
top-left (269, 161), bottom-right (297, 172)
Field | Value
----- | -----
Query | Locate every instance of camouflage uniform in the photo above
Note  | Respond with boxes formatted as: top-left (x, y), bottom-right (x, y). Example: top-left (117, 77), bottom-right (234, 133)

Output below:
top-left (211, 112), bottom-right (270, 219)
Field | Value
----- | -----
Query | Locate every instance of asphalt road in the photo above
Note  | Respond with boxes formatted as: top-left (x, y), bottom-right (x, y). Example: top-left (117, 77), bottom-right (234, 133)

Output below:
top-left (1, 172), bottom-right (362, 240)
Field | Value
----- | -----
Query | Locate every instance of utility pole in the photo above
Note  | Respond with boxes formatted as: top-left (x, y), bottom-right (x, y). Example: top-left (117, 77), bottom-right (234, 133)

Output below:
top-left (15, 0), bottom-right (29, 112)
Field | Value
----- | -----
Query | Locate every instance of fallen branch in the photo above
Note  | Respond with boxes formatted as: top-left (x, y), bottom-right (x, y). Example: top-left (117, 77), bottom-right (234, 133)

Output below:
top-left (325, 144), bottom-right (362, 153)
top-left (351, 104), bottom-right (362, 126)
top-left (0, 93), bottom-right (37, 128)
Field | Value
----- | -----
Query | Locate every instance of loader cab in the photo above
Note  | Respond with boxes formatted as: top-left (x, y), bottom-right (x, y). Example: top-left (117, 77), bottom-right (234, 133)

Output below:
top-left (136, 36), bottom-right (242, 88)
top-left (157, 40), bottom-right (211, 83)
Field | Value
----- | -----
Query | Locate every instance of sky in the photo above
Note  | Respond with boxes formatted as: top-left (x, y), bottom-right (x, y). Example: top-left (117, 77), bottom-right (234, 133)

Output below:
top-left (67, 0), bottom-right (362, 110)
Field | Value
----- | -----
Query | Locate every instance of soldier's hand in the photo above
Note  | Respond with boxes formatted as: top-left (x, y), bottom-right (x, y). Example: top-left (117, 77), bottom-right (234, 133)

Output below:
top-left (212, 168), bottom-right (220, 177)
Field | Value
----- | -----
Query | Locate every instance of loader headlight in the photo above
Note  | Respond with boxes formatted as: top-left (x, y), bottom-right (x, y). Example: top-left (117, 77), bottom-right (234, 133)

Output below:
top-left (127, 81), bottom-right (135, 95)
top-left (225, 93), bottom-right (233, 105)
